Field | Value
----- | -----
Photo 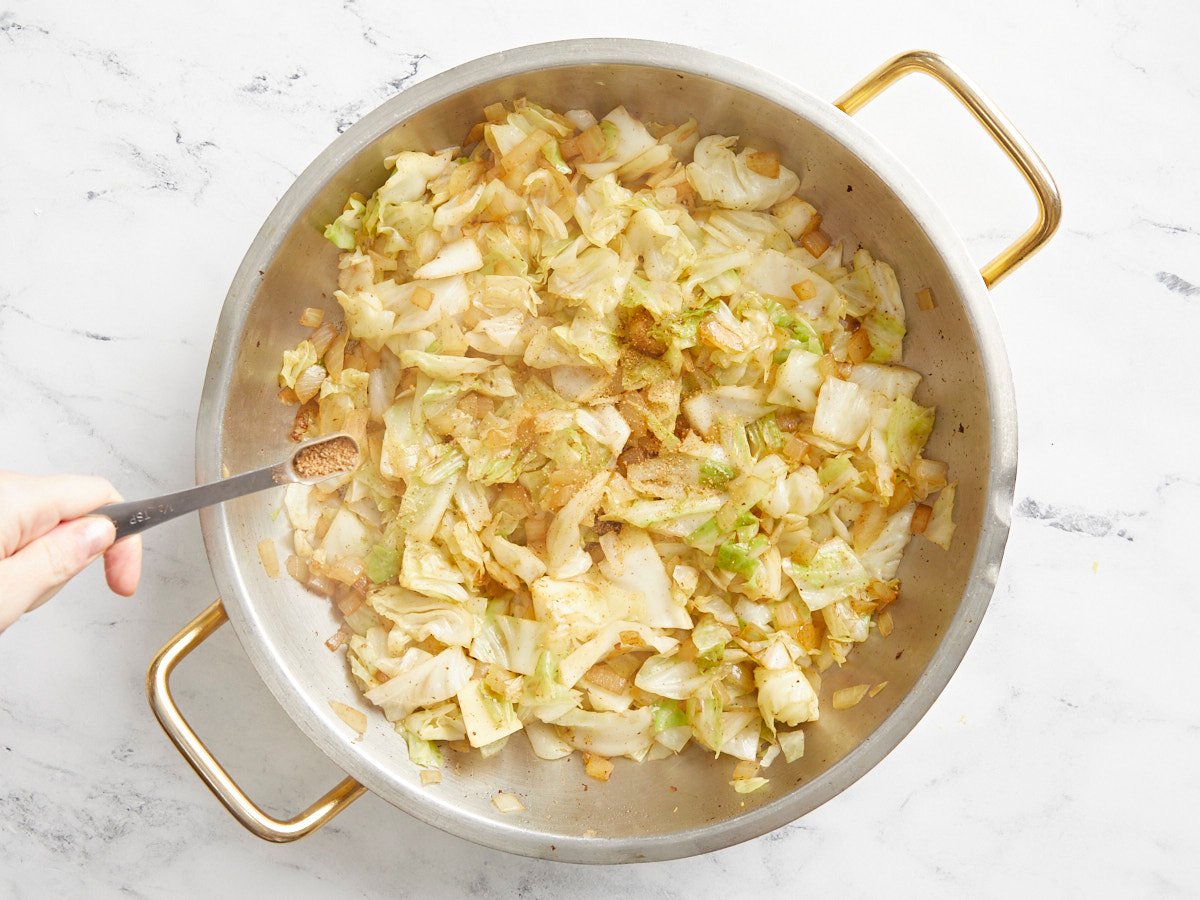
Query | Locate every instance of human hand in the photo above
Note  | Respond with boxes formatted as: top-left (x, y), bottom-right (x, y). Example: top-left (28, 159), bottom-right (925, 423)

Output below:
top-left (0, 472), bottom-right (142, 633)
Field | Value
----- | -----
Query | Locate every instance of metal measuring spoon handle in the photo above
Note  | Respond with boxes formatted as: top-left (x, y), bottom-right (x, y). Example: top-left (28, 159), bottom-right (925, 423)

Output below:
top-left (92, 434), bottom-right (358, 540)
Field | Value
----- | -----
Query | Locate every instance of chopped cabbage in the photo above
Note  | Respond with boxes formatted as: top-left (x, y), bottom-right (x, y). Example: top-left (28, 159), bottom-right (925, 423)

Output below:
top-left (558, 620), bottom-right (677, 687)
top-left (457, 679), bottom-right (523, 748)
top-left (686, 136), bottom-right (800, 210)
top-left (858, 504), bottom-right (916, 582)
top-left (364, 646), bottom-right (473, 720)
top-left (558, 707), bottom-right (655, 759)
top-left (886, 396), bottom-right (935, 468)
top-left (755, 665), bottom-right (819, 729)
top-left (767, 348), bottom-right (822, 411)
top-left (783, 537), bottom-right (870, 611)
top-left (924, 484), bottom-right (957, 549)
top-left (471, 614), bottom-right (547, 676)
top-left (634, 654), bottom-right (713, 700)
top-left (371, 587), bottom-right (476, 647)
top-left (598, 526), bottom-right (692, 629)
top-left (813, 377), bottom-right (874, 447)
top-left (576, 107), bottom-right (657, 180)
top-left (412, 237), bottom-right (484, 279)
top-left (546, 471), bottom-right (610, 577)
top-left (283, 98), bottom-right (958, 787)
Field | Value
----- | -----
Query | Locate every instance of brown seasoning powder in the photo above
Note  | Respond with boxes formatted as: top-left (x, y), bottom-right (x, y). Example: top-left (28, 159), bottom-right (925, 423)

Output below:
top-left (293, 436), bottom-right (359, 479)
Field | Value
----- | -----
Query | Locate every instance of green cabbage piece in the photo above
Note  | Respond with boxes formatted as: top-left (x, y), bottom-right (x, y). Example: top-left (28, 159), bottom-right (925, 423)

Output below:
top-left (784, 537), bottom-right (870, 612)
top-left (576, 106), bottom-right (656, 180)
top-left (396, 446), bottom-right (464, 543)
top-left (364, 646), bottom-right (474, 720)
top-left (633, 654), bottom-right (711, 701)
top-left (323, 196), bottom-right (366, 250)
top-left (699, 459), bottom-right (737, 489)
top-left (863, 312), bottom-right (906, 363)
top-left (687, 688), bottom-right (724, 752)
top-left (400, 726), bottom-right (444, 768)
top-left (279, 340), bottom-right (318, 389)
top-left (365, 543), bottom-right (401, 584)
top-left (778, 729), bottom-right (806, 763)
top-left (924, 483), bottom-right (957, 549)
top-left (471, 614), bottom-right (548, 676)
top-left (716, 536), bottom-right (766, 581)
top-left (651, 699), bottom-right (688, 733)
top-left (821, 599), bottom-right (870, 643)
top-left (398, 539), bottom-right (469, 603)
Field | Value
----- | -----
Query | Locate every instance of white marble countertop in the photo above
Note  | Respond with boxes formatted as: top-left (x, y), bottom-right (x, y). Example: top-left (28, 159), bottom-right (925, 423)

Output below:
top-left (1, 1), bottom-right (1196, 895)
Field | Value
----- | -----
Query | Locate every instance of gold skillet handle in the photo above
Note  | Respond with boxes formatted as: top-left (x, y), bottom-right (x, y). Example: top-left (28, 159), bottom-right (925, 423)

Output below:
top-left (835, 49), bottom-right (1062, 289)
top-left (147, 600), bottom-right (366, 842)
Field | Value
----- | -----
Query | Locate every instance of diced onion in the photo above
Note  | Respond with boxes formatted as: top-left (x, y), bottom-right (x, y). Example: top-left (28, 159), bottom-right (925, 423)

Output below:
top-left (916, 287), bottom-right (936, 311)
top-left (744, 150), bottom-right (780, 178)
top-left (324, 626), bottom-right (350, 651)
top-left (257, 539), bottom-right (280, 578)
top-left (309, 322), bottom-right (339, 357)
top-left (558, 136), bottom-right (582, 160)
top-left (800, 228), bottom-right (831, 257)
top-left (868, 681), bottom-right (888, 698)
top-left (299, 307), bottom-right (325, 328)
top-left (782, 434), bottom-right (809, 463)
top-left (420, 769), bottom-right (442, 785)
top-left (294, 365), bottom-right (327, 404)
top-left (583, 753), bottom-right (615, 782)
top-left (410, 286), bottom-right (434, 311)
top-left (832, 684), bottom-right (871, 710)
top-left (889, 481), bottom-right (915, 513)
top-left (878, 611), bottom-right (895, 638)
top-left (328, 700), bottom-right (367, 736)
top-left (285, 554), bottom-right (309, 584)
top-left (911, 503), bottom-right (932, 534)
top-left (306, 571), bottom-right (334, 597)
top-left (335, 589), bottom-right (363, 617)
top-left (328, 556), bottom-right (365, 586)
top-left (502, 128), bottom-right (552, 172)
top-left (791, 280), bottom-right (817, 301)
top-left (576, 124), bottom-right (608, 163)
top-left (583, 664), bottom-right (629, 695)
top-left (847, 328), bottom-right (873, 364)
top-left (492, 791), bottom-right (526, 813)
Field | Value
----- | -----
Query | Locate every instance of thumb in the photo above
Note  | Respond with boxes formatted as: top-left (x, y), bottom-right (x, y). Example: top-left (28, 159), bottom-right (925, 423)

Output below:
top-left (0, 516), bottom-right (115, 632)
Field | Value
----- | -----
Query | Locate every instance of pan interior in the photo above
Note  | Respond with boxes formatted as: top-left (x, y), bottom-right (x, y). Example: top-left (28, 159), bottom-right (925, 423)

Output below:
top-left (200, 47), bottom-right (1002, 861)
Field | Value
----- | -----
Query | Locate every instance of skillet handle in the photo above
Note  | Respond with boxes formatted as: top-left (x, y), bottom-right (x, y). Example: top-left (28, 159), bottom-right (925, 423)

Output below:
top-left (835, 49), bottom-right (1062, 289)
top-left (147, 600), bottom-right (366, 842)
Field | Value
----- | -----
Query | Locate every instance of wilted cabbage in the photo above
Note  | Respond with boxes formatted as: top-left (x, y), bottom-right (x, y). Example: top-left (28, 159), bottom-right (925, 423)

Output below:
top-left (277, 97), bottom-right (957, 789)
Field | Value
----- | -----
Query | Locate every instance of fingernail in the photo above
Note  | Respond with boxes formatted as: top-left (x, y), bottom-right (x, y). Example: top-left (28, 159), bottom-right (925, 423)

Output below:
top-left (80, 517), bottom-right (116, 558)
